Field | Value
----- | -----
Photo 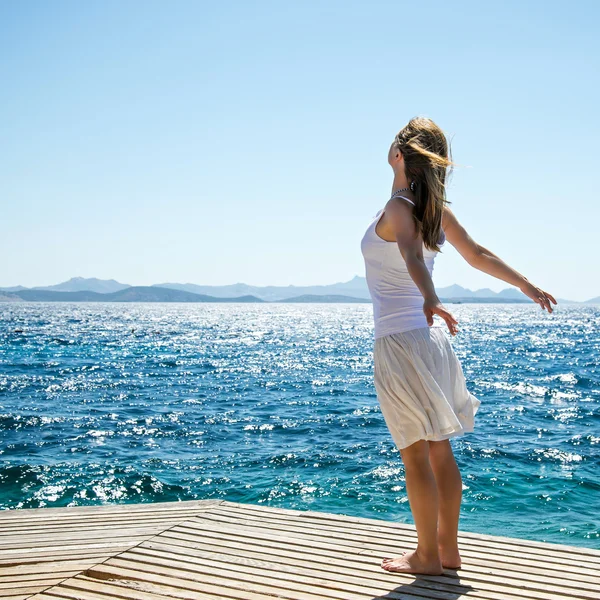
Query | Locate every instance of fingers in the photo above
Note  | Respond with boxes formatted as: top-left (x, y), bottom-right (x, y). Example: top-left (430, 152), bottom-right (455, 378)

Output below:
top-left (439, 308), bottom-right (458, 326)
top-left (438, 309), bottom-right (458, 336)
top-left (526, 282), bottom-right (558, 312)
top-left (446, 320), bottom-right (457, 335)
top-left (532, 286), bottom-right (557, 312)
top-left (537, 291), bottom-right (554, 313)
top-left (426, 305), bottom-right (459, 335)
top-left (446, 314), bottom-right (458, 335)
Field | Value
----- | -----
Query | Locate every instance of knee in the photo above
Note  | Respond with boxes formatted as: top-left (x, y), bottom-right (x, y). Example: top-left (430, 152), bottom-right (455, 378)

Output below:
top-left (399, 439), bottom-right (431, 468)
top-left (428, 440), bottom-right (457, 467)
top-left (428, 439), bottom-right (452, 455)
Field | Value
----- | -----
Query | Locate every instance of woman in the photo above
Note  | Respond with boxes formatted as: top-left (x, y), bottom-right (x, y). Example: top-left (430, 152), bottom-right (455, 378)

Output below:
top-left (360, 116), bottom-right (556, 575)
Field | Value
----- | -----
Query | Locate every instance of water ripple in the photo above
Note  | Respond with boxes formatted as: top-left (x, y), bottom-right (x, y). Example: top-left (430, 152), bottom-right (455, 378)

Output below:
top-left (0, 301), bottom-right (598, 549)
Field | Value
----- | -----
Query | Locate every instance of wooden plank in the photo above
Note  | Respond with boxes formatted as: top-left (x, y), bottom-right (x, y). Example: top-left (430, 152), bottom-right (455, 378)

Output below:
top-left (31, 515), bottom-right (595, 600)
top-left (0, 577), bottom-right (74, 590)
top-left (31, 580), bottom-right (176, 600)
top-left (0, 500), bottom-right (222, 524)
top-left (178, 515), bottom-right (600, 576)
top-left (0, 548), bottom-right (128, 566)
top-left (178, 519), bottom-right (600, 587)
top-left (147, 529), bottom-right (600, 587)
top-left (59, 573), bottom-right (316, 600)
top-left (0, 501), bottom-right (222, 599)
top-left (208, 503), bottom-right (600, 573)
top-left (0, 588), bottom-right (48, 599)
top-left (139, 521), bottom-right (598, 600)
top-left (0, 529), bottom-right (175, 547)
top-left (214, 501), bottom-right (600, 560)
top-left (81, 562), bottom-right (418, 600)
top-left (3, 499), bottom-right (596, 600)
top-left (0, 540), bottom-right (147, 562)
top-left (0, 515), bottom-right (210, 535)
top-left (111, 542), bottom-right (507, 600)
top-left (148, 524), bottom-right (600, 591)
top-left (0, 558), bottom-right (100, 578)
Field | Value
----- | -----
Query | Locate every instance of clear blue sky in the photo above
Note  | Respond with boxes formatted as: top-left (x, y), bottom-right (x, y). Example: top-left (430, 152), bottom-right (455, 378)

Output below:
top-left (1, 0), bottom-right (598, 301)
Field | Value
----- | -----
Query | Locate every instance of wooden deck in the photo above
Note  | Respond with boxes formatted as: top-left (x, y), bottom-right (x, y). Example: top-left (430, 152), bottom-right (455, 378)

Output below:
top-left (0, 499), bottom-right (598, 600)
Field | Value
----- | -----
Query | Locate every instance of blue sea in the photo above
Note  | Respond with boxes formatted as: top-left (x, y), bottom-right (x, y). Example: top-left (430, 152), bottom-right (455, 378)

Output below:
top-left (1, 302), bottom-right (599, 550)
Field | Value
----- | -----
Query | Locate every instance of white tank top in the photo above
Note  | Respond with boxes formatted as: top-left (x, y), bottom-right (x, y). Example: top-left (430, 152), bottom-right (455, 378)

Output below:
top-left (360, 196), bottom-right (446, 339)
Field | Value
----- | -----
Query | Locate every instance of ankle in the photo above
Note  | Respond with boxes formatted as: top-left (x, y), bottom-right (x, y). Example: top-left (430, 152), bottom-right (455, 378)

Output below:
top-left (416, 545), bottom-right (441, 561)
top-left (437, 533), bottom-right (458, 547)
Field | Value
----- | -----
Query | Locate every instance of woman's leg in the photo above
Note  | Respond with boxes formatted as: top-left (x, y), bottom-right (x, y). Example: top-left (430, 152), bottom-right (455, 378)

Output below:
top-left (428, 439), bottom-right (462, 568)
top-left (381, 439), bottom-right (443, 574)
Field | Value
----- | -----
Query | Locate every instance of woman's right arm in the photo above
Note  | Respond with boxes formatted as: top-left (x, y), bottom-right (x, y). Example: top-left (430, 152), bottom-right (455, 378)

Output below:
top-left (443, 207), bottom-right (557, 313)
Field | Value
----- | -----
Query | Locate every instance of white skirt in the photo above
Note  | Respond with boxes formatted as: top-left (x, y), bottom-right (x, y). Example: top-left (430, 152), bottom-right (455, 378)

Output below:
top-left (373, 326), bottom-right (481, 450)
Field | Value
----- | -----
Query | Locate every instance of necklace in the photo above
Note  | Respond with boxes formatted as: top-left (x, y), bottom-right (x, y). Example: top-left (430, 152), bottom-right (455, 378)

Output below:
top-left (390, 185), bottom-right (411, 199)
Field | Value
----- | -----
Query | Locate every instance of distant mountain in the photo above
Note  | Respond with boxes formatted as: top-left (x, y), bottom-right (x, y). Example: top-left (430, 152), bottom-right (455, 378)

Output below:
top-left (0, 292), bottom-right (21, 302)
top-left (432, 283), bottom-right (577, 303)
top-left (152, 278), bottom-right (579, 303)
top-left (495, 288), bottom-right (529, 299)
top-left (435, 284), bottom-right (522, 300)
top-left (150, 275), bottom-right (369, 302)
top-left (0, 276), bottom-right (591, 303)
top-left (435, 284), bottom-right (471, 298)
top-left (438, 296), bottom-right (528, 304)
top-left (9, 286), bottom-right (265, 303)
top-left (0, 285), bottom-right (29, 292)
top-left (30, 276), bottom-right (130, 294)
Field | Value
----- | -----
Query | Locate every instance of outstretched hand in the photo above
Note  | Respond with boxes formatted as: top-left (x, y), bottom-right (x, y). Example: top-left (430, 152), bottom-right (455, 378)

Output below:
top-left (423, 298), bottom-right (459, 336)
top-left (519, 279), bottom-right (557, 312)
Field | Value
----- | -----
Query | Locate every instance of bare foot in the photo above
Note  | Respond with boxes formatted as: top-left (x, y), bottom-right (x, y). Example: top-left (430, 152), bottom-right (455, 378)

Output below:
top-left (381, 549), bottom-right (443, 575)
top-left (390, 547), bottom-right (461, 570)
top-left (438, 543), bottom-right (461, 569)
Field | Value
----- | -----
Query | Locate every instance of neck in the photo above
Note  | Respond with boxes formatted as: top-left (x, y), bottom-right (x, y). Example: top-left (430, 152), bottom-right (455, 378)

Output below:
top-left (391, 173), bottom-right (412, 197)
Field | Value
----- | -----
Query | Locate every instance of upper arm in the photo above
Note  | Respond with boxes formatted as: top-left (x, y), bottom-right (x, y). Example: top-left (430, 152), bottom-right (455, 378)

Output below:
top-left (384, 198), bottom-right (424, 261)
top-left (442, 206), bottom-right (481, 264)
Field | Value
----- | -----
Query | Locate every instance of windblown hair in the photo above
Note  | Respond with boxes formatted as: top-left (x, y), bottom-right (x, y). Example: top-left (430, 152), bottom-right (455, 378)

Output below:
top-left (395, 117), bottom-right (458, 253)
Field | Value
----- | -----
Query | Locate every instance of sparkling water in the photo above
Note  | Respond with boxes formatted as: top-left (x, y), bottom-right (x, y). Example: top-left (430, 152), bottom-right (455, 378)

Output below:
top-left (1, 301), bottom-right (598, 549)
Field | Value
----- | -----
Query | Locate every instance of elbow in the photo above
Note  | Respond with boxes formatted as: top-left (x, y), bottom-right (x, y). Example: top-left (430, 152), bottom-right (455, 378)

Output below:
top-left (400, 248), bottom-right (424, 265)
top-left (467, 245), bottom-right (484, 268)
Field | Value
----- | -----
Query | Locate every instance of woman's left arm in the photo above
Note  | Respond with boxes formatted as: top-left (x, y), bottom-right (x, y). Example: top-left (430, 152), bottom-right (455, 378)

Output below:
top-left (443, 207), bottom-right (557, 313)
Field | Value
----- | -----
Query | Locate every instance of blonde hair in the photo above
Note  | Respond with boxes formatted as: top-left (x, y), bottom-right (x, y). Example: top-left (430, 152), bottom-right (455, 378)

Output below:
top-left (395, 116), bottom-right (459, 252)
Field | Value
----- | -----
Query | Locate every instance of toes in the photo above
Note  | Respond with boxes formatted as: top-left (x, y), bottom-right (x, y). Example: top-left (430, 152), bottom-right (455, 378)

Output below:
top-left (381, 560), bottom-right (406, 571)
top-left (381, 552), bottom-right (411, 570)
top-left (382, 551), bottom-right (407, 562)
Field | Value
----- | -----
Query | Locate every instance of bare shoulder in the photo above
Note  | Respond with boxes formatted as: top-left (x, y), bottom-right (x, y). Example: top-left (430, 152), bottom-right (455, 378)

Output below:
top-left (379, 196), bottom-right (421, 253)
top-left (442, 205), bottom-right (458, 230)
top-left (385, 195), bottom-right (416, 214)
top-left (383, 196), bottom-right (417, 231)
